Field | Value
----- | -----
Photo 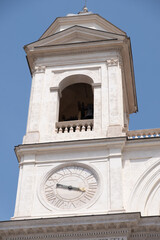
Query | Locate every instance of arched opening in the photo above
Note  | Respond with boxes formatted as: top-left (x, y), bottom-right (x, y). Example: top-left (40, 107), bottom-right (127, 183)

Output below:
top-left (59, 83), bottom-right (93, 122)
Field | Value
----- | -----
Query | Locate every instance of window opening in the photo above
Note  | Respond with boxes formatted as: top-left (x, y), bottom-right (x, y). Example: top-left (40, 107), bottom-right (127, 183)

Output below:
top-left (59, 83), bottom-right (93, 122)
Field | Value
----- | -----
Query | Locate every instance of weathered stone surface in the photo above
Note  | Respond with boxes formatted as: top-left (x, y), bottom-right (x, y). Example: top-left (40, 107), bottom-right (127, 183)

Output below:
top-left (1, 213), bottom-right (160, 240)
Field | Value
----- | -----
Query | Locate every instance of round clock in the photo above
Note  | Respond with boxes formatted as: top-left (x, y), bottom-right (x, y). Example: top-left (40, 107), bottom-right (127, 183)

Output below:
top-left (40, 163), bottom-right (100, 210)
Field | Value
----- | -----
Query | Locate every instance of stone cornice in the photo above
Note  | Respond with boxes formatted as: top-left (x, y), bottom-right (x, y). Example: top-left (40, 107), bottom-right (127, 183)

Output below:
top-left (15, 136), bottom-right (160, 163)
top-left (15, 137), bottom-right (126, 163)
top-left (30, 39), bottom-right (123, 54)
top-left (26, 42), bottom-right (123, 77)
top-left (0, 213), bottom-right (160, 239)
top-left (126, 136), bottom-right (160, 149)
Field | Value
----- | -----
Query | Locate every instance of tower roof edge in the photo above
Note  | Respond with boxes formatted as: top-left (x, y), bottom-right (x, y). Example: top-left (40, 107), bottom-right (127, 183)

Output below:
top-left (39, 13), bottom-right (126, 40)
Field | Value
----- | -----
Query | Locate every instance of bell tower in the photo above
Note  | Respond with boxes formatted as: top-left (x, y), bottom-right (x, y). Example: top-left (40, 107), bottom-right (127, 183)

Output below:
top-left (13, 10), bottom-right (137, 220)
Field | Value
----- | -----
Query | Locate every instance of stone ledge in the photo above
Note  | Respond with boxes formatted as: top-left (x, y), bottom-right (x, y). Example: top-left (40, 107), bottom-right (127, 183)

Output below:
top-left (0, 213), bottom-right (160, 239)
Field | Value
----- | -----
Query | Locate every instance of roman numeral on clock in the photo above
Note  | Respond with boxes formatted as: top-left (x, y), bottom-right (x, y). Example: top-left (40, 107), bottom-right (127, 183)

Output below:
top-left (54, 199), bottom-right (64, 208)
top-left (88, 182), bottom-right (97, 189)
top-left (45, 193), bottom-right (56, 203)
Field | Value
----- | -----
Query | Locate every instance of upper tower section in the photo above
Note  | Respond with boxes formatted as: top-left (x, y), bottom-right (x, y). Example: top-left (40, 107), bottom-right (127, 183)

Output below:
top-left (23, 11), bottom-right (137, 144)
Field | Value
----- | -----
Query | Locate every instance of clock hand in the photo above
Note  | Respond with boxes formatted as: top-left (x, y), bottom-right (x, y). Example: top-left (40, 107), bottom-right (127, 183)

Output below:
top-left (56, 183), bottom-right (68, 189)
top-left (68, 186), bottom-right (86, 192)
top-left (56, 183), bottom-right (85, 192)
top-left (79, 187), bottom-right (86, 192)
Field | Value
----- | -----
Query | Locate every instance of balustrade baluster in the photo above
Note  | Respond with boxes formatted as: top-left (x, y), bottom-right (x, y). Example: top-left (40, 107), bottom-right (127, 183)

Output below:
top-left (59, 127), bottom-right (62, 133)
top-left (64, 127), bottom-right (68, 133)
top-left (127, 130), bottom-right (160, 139)
top-left (70, 126), bottom-right (73, 133)
top-left (76, 125), bottom-right (80, 132)
top-left (55, 120), bottom-right (93, 134)
top-left (87, 125), bottom-right (91, 131)
top-left (82, 125), bottom-right (85, 132)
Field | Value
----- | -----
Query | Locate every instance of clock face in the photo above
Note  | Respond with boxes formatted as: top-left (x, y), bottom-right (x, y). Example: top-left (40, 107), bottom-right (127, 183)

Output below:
top-left (40, 163), bottom-right (100, 210)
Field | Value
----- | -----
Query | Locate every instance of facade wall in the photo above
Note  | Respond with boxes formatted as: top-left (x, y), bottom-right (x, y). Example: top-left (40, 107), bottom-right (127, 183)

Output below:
top-left (13, 138), bottom-right (160, 220)
top-left (123, 141), bottom-right (160, 216)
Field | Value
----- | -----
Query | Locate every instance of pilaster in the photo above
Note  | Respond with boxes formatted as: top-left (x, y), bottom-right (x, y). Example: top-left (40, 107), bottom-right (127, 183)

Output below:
top-left (92, 83), bottom-right (102, 132)
top-left (107, 57), bottom-right (125, 137)
top-left (23, 66), bottom-right (46, 144)
top-left (108, 143), bottom-right (125, 212)
top-left (13, 154), bottom-right (36, 219)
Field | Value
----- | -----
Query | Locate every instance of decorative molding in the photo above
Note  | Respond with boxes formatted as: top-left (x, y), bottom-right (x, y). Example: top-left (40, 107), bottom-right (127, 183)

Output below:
top-left (3, 226), bottom-right (160, 240)
top-left (106, 59), bottom-right (119, 67)
top-left (52, 66), bottom-right (101, 75)
top-left (6, 233), bottom-right (129, 240)
top-left (34, 51), bottom-right (119, 68)
top-left (92, 83), bottom-right (101, 88)
top-left (50, 87), bottom-right (62, 98)
top-left (34, 66), bottom-right (46, 74)
top-left (50, 86), bottom-right (59, 92)
top-left (15, 138), bottom-right (126, 158)
top-left (1, 213), bottom-right (160, 239)
top-left (131, 232), bottom-right (160, 239)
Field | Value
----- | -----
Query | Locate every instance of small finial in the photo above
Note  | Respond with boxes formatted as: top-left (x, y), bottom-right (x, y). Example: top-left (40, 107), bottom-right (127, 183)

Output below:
top-left (82, 0), bottom-right (88, 13)
top-left (78, 0), bottom-right (90, 14)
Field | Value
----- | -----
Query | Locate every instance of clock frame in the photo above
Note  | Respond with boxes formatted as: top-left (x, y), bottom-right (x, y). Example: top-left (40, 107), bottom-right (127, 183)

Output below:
top-left (38, 162), bottom-right (101, 211)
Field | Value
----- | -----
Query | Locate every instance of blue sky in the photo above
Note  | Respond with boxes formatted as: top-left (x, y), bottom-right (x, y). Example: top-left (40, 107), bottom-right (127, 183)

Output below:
top-left (0, 0), bottom-right (160, 221)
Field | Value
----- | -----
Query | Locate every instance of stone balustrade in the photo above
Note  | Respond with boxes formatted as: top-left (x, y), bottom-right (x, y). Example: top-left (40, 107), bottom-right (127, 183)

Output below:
top-left (127, 129), bottom-right (160, 139)
top-left (56, 119), bottom-right (93, 133)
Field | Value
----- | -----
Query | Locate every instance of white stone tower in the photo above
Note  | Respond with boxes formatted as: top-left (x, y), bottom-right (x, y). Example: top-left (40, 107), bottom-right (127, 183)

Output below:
top-left (13, 9), bottom-right (160, 221)
top-left (1, 7), bottom-right (160, 240)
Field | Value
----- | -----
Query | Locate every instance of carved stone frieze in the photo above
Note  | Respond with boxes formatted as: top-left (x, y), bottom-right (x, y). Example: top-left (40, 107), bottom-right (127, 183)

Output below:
top-left (3, 229), bottom-right (160, 240)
